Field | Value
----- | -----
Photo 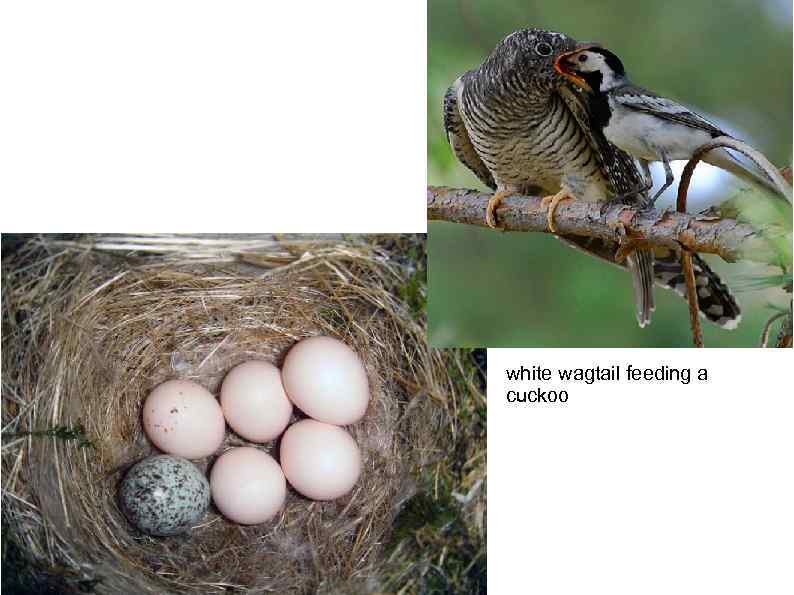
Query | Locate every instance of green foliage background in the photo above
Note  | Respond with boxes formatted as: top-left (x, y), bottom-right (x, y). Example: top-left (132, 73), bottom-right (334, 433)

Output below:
top-left (428, 0), bottom-right (792, 347)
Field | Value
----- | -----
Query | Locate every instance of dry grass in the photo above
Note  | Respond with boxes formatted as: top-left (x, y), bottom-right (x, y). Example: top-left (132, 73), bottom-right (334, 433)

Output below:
top-left (1, 234), bottom-right (486, 594)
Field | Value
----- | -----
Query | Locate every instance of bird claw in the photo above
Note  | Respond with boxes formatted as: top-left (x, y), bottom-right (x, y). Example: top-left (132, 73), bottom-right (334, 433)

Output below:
top-left (539, 196), bottom-right (558, 233)
top-left (485, 205), bottom-right (500, 229)
top-left (643, 189), bottom-right (665, 210)
top-left (486, 209), bottom-right (506, 231)
top-left (610, 178), bottom-right (655, 209)
top-left (611, 221), bottom-right (652, 263)
top-left (485, 190), bottom-right (511, 230)
top-left (540, 189), bottom-right (575, 233)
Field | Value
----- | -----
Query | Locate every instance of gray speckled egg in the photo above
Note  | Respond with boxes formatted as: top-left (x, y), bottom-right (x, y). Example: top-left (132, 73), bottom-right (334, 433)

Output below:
top-left (119, 455), bottom-right (210, 536)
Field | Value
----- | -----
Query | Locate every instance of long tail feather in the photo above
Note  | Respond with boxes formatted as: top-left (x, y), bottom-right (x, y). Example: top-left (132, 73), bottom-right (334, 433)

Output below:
top-left (702, 147), bottom-right (778, 195)
top-left (653, 249), bottom-right (741, 329)
top-left (626, 248), bottom-right (655, 327)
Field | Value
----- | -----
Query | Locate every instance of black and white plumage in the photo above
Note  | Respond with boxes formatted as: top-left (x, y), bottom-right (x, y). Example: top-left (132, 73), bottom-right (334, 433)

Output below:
top-left (554, 45), bottom-right (778, 203)
top-left (443, 28), bottom-right (742, 329)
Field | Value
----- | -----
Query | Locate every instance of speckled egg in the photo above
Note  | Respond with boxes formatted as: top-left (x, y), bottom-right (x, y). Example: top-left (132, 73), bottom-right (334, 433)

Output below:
top-left (119, 455), bottom-right (210, 536)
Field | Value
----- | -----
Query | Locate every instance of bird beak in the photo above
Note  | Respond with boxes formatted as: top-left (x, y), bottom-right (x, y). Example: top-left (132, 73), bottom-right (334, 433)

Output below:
top-left (554, 43), bottom-right (601, 92)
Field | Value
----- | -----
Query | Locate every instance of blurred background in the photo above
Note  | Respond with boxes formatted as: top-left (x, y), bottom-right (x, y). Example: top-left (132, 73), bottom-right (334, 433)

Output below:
top-left (428, 0), bottom-right (792, 347)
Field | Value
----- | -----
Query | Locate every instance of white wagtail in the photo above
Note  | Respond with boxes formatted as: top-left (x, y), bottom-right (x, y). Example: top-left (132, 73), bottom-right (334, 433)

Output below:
top-left (554, 45), bottom-right (777, 204)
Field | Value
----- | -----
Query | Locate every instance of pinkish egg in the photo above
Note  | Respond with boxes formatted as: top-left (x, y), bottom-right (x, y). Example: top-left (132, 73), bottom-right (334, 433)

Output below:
top-left (280, 419), bottom-right (361, 501)
top-left (281, 336), bottom-right (370, 426)
top-left (220, 361), bottom-right (292, 443)
top-left (210, 447), bottom-right (286, 524)
top-left (142, 379), bottom-right (225, 459)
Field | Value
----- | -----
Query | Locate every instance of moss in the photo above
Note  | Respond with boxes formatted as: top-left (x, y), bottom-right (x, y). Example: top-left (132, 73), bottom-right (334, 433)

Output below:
top-left (8, 423), bottom-right (94, 449)
top-left (400, 268), bottom-right (427, 319)
top-left (388, 482), bottom-right (486, 594)
top-left (371, 234), bottom-right (428, 319)
top-left (1, 531), bottom-right (101, 594)
top-left (384, 349), bottom-right (487, 594)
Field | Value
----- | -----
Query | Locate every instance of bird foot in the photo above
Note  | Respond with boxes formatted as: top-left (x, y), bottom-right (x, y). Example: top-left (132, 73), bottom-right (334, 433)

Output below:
top-left (486, 190), bottom-right (513, 230)
top-left (609, 180), bottom-right (654, 209)
top-left (540, 189), bottom-right (576, 233)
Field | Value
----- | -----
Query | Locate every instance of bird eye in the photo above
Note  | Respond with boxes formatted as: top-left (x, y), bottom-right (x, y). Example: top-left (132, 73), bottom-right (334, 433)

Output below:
top-left (535, 42), bottom-right (553, 56)
top-left (578, 54), bottom-right (588, 63)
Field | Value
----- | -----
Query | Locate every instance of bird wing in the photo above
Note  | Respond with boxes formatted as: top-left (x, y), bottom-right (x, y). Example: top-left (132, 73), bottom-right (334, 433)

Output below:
top-left (558, 83), bottom-right (655, 326)
top-left (558, 85), bottom-right (646, 198)
top-left (613, 86), bottom-right (726, 137)
top-left (443, 76), bottom-right (496, 191)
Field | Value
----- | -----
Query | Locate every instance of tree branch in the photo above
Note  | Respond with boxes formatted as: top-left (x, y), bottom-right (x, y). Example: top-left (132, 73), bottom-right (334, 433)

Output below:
top-left (427, 186), bottom-right (789, 266)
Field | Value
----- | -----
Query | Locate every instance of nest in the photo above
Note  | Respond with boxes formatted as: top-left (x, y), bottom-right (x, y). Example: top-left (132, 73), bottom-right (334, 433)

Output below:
top-left (2, 235), bottom-right (485, 594)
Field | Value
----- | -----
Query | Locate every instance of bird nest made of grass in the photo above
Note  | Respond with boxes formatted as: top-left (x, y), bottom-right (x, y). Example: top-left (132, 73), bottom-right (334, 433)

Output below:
top-left (1, 234), bottom-right (486, 594)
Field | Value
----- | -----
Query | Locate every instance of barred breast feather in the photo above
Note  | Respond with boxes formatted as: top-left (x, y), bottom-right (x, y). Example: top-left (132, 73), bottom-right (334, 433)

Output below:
top-left (455, 70), bottom-right (608, 199)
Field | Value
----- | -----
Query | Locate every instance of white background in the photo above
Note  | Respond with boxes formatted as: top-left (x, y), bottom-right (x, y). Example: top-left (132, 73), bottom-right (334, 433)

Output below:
top-left (489, 348), bottom-right (794, 594)
top-left (0, 2), bottom-right (426, 232)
